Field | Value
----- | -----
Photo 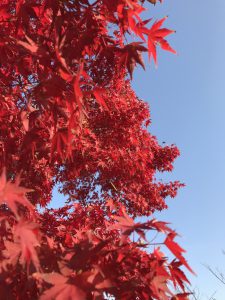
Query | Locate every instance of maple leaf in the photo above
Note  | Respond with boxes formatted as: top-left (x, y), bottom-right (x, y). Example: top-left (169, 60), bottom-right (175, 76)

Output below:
top-left (1, 241), bottom-right (21, 270)
top-left (93, 88), bottom-right (109, 111)
top-left (51, 129), bottom-right (69, 161)
top-left (0, 168), bottom-right (34, 217)
top-left (15, 220), bottom-right (40, 270)
top-left (150, 275), bottom-right (172, 298)
top-left (39, 272), bottom-right (86, 300)
top-left (106, 198), bottom-right (117, 212)
top-left (113, 208), bottom-right (146, 241)
top-left (169, 260), bottom-right (190, 291)
top-left (120, 42), bottom-right (148, 78)
top-left (148, 219), bottom-right (172, 234)
top-left (164, 233), bottom-right (194, 274)
top-left (41, 283), bottom-right (86, 300)
top-left (147, 16), bottom-right (176, 64)
top-left (3, 220), bottom-right (40, 271)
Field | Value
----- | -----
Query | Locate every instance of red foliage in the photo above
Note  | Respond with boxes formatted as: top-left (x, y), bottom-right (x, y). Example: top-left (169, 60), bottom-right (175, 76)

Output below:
top-left (0, 0), bottom-right (192, 299)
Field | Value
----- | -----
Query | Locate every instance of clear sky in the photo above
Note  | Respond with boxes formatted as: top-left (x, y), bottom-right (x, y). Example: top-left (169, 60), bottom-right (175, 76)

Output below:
top-left (51, 0), bottom-right (225, 298)
top-left (131, 0), bottom-right (225, 298)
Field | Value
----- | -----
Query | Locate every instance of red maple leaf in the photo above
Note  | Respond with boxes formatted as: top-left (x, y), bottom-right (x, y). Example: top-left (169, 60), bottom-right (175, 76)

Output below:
top-left (164, 233), bottom-right (194, 274)
top-left (39, 272), bottom-right (86, 300)
top-left (0, 168), bottom-right (34, 217)
top-left (147, 16), bottom-right (176, 64)
top-left (119, 42), bottom-right (148, 78)
top-left (3, 220), bottom-right (40, 271)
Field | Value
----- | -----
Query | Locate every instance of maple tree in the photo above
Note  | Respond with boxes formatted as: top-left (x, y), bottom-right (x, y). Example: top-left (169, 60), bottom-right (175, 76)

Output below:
top-left (0, 0), bottom-right (192, 299)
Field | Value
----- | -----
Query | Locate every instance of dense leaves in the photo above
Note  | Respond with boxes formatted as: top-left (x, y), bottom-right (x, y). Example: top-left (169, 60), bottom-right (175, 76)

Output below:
top-left (0, 0), bottom-right (191, 299)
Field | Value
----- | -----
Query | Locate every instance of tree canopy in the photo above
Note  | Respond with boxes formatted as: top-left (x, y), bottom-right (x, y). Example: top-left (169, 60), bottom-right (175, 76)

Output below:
top-left (0, 1), bottom-right (192, 299)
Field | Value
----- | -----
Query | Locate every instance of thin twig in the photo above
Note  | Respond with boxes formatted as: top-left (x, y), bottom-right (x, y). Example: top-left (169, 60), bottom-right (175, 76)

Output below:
top-left (208, 291), bottom-right (217, 300)
top-left (203, 263), bottom-right (225, 285)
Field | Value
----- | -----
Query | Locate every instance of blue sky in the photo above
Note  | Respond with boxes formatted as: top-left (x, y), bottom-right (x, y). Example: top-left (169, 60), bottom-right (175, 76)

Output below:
top-left (131, 0), bottom-right (225, 298)
top-left (51, 0), bottom-right (225, 298)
